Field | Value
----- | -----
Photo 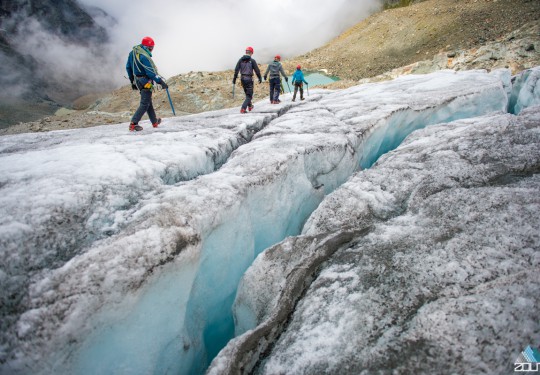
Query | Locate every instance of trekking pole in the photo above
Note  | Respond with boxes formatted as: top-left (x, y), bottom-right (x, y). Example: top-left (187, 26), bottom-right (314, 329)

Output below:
top-left (286, 80), bottom-right (291, 93)
top-left (306, 83), bottom-right (309, 97)
top-left (232, 83), bottom-right (235, 99)
top-left (166, 88), bottom-right (176, 116)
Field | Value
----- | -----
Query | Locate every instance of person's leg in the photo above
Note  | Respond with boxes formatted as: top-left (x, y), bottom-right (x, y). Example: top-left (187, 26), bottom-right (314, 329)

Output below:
top-left (241, 79), bottom-right (253, 111)
top-left (146, 93), bottom-right (158, 124)
top-left (246, 80), bottom-right (254, 107)
top-left (273, 78), bottom-right (281, 102)
top-left (269, 79), bottom-right (275, 103)
top-left (292, 83), bottom-right (298, 101)
top-left (299, 83), bottom-right (304, 100)
top-left (131, 89), bottom-right (152, 124)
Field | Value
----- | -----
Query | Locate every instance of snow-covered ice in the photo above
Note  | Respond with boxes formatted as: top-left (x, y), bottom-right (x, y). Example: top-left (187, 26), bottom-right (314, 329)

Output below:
top-left (222, 106), bottom-right (540, 374)
top-left (1, 67), bottom-right (539, 375)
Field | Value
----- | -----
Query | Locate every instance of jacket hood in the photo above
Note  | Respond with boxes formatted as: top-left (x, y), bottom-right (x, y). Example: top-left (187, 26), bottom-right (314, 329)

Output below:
top-left (241, 55), bottom-right (252, 62)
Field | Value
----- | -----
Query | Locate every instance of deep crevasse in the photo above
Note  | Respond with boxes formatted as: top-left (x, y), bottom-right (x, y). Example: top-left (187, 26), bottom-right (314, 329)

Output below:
top-left (1, 67), bottom-right (539, 375)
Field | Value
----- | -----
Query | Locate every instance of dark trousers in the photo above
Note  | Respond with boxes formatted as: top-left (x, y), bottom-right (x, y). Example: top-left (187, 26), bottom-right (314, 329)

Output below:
top-left (131, 88), bottom-right (157, 124)
top-left (269, 77), bottom-right (281, 102)
top-left (241, 78), bottom-right (254, 110)
top-left (293, 82), bottom-right (304, 100)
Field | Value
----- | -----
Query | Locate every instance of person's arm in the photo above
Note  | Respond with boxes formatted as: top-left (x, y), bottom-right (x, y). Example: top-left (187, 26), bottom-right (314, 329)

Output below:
top-left (264, 65), bottom-right (270, 81)
top-left (253, 60), bottom-right (262, 83)
top-left (233, 59), bottom-right (241, 83)
top-left (139, 54), bottom-right (163, 84)
top-left (279, 65), bottom-right (288, 81)
top-left (126, 52), bottom-right (134, 83)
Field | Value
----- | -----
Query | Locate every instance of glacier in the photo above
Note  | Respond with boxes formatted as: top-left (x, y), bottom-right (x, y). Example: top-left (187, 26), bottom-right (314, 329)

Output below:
top-left (0, 67), bottom-right (539, 375)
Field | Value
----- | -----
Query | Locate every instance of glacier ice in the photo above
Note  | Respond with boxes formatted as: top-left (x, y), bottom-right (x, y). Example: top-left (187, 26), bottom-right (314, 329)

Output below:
top-left (508, 66), bottom-right (540, 114)
top-left (1, 68), bottom-right (539, 375)
top-left (212, 105), bottom-right (540, 374)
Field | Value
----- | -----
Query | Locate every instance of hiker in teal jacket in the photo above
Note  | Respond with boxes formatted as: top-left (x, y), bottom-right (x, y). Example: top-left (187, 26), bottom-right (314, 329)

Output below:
top-left (292, 65), bottom-right (308, 102)
top-left (126, 36), bottom-right (168, 131)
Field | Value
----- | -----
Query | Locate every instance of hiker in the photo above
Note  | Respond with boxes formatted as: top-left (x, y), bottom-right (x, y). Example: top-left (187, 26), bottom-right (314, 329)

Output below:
top-left (233, 46), bottom-right (262, 113)
top-left (292, 65), bottom-right (308, 102)
top-left (126, 36), bottom-right (168, 131)
top-left (264, 55), bottom-right (288, 104)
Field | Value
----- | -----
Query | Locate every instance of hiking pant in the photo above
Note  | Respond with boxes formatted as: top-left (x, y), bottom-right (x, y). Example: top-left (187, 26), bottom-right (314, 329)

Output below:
top-left (269, 77), bottom-right (281, 102)
top-left (293, 82), bottom-right (304, 101)
top-left (131, 88), bottom-right (157, 124)
top-left (241, 78), bottom-right (254, 110)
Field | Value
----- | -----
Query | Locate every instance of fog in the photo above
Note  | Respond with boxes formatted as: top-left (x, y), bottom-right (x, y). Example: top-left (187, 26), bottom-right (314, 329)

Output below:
top-left (81, 0), bottom-right (381, 84)
top-left (1, 0), bottom-right (381, 112)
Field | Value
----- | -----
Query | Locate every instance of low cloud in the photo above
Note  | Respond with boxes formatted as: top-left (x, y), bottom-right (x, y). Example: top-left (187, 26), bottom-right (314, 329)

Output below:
top-left (81, 0), bottom-right (382, 81)
top-left (4, 0), bottom-right (382, 104)
top-left (10, 18), bottom-right (122, 102)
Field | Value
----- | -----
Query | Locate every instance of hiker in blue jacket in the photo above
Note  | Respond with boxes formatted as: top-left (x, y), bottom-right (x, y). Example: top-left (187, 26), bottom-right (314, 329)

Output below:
top-left (264, 55), bottom-right (288, 104)
top-left (292, 65), bottom-right (308, 102)
top-left (233, 46), bottom-right (262, 113)
top-left (126, 36), bottom-right (168, 131)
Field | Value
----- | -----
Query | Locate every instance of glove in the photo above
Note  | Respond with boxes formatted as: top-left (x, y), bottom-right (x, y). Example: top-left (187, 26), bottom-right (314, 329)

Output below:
top-left (258, 78), bottom-right (262, 84)
top-left (160, 81), bottom-right (168, 89)
top-left (131, 82), bottom-right (137, 90)
top-left (264, 75), bottom-right (267, 81)
top-left (232, 79), bottom-right (236, 85)
top-left (285, 77), bottom-right (288, 82)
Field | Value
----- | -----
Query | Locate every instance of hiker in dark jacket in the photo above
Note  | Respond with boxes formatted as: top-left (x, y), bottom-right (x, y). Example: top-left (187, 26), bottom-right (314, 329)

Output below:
top-left (292, 65), bottom-right (308, 102)
top-left (126, 36), bottom-right (168, 131)
top-left (264, 55), bottom-right (288, 104)
top-left (233, 46), bottom-right (262, 113)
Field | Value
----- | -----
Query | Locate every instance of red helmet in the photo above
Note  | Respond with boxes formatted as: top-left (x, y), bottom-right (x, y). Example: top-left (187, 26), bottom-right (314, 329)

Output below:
top-left (141, 36), bottom-right (155, 48)
top-left (246, 46), bottom-right (254, 53)
top-left (297, 65), bottom-right (301, 70)
top-left (275, 55), bottom-right (281, 60)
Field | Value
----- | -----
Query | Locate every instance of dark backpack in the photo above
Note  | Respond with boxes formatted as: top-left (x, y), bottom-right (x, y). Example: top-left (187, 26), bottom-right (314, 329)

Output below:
top-left (240, 59), bottom-right (253, 76)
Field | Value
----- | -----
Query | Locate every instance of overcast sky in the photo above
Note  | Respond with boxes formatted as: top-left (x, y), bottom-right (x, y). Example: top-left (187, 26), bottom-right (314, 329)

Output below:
top-left (80, 0), bottom-right (381, 83)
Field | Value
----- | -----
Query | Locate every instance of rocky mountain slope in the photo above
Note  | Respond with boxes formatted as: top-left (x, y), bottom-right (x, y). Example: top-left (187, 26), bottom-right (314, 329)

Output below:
top-left (294, 0), bottom-right (539, 80)
top-left (0, 0), bottom-right (111, 126)
top-left (2, 0), bottom-right (539, 136)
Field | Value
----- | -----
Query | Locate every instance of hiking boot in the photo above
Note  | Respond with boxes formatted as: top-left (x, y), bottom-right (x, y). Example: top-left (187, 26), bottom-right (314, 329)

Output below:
top-left (240, 108), bottom-right (247, 114)
top-left (292, 98), bottom-right (296, 102)
top-left (275, 99), bottom-right (281, 104)
top-left (152, 118), bottom-right (162, 128)
top-left (248, 104), bottom-right (254, 111)
top-left (129, 123), bottom-right (143, 131)
top-left (300, 97), bottom-right (305, 100)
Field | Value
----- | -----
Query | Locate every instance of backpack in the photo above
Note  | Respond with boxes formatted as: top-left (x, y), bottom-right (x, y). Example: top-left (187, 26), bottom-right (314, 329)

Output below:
top-left (240, 59), bottom-right (253, 76)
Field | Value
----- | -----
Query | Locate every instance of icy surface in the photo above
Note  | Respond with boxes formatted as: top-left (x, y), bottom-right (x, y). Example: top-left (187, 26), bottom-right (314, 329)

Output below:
top-left (1, 68), bottom-right (537, 374)
top-left (218, 106), bottom-right (540, 374)
top-left (508, 66), bottom-right (540, 114)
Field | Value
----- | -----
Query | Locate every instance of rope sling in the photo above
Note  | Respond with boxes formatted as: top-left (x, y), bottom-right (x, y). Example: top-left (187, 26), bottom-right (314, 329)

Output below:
top-left (132, 45), bottom-right (159, 89)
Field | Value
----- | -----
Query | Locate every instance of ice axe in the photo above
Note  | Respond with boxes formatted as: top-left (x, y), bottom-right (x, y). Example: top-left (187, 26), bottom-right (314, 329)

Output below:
top-left (166, 88), bottom-right (176, 116)
top-left (285, 79), bottom-right (291, 93)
